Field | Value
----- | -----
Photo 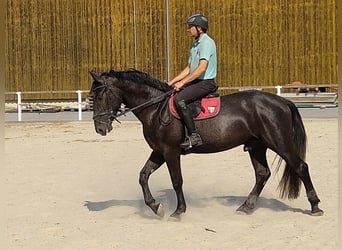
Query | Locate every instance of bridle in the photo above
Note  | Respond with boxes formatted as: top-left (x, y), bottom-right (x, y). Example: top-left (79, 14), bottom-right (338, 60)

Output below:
top-left (92, 110), bottom-right (120, 124)
top-left (91, 81), bottom-right (121, 124)
top-left (92, 81), bottom-right (173, 125)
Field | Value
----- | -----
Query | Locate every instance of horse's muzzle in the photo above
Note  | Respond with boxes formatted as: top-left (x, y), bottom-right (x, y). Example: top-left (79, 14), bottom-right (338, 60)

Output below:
top-left (94, 121), bottom-right (113, 136)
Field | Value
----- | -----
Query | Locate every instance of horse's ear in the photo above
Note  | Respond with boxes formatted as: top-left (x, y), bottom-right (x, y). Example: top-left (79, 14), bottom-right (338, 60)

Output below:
top-left (89, 70), bottom-right (101, 82)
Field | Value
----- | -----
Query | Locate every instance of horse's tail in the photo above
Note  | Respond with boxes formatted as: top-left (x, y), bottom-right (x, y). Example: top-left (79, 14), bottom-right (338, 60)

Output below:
top-left (277, 100), bottom-right (306, 199)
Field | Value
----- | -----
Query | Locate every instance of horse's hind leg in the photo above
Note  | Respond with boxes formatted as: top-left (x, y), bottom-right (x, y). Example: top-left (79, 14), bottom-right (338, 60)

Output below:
top-left (237, 144), bottom-right (270, 214)
top-left (282, 156), bottom-right (323, 216)
top-left (299, 161), bottom-right (323, 215)
top-left (139, 151), bottom-right (165, 217)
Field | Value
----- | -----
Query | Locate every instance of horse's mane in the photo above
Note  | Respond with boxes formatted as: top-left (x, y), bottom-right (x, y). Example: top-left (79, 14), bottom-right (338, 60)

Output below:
top-left (103, 69), bottom-right (173, 93)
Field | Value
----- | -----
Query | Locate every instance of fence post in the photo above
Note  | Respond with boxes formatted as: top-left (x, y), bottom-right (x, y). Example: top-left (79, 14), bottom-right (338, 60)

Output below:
top-left (16, 91), bottom-right (22, 121)
top-left (76, 90), bottom-right (82, 121)
top-left (275, 85), bottom-right (282, 96)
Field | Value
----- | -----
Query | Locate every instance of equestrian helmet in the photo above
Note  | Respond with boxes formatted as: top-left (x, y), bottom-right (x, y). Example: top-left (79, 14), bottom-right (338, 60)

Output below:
top-left (187, 14), bottom-right (208, 30)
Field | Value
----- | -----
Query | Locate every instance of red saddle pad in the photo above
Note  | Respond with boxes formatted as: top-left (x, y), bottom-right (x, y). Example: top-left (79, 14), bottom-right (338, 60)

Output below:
top-left (169, 95), bottom-right (220, 120)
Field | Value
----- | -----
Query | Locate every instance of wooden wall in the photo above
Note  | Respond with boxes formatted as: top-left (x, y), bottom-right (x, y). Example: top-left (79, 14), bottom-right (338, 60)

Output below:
top-left (5, 0), bottom-right (337, 100)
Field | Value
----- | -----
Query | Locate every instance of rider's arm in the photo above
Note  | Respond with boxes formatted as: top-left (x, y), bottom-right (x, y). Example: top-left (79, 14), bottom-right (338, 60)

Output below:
top-left (168, 65), bottom-right (190, 86)
top-left (174, 59), bottom-right (208, 91)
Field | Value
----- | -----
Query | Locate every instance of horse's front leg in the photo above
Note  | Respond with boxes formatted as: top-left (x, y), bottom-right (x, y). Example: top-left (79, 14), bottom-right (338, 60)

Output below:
top-left (165, 154), bottom-right (186, 218)
top-left (139, 151), bottom-right (165, 217)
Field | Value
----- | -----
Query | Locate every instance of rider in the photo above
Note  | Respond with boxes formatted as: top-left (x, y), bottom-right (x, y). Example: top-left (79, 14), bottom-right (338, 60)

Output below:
top-left (168, 14), bottom-right (217, 150)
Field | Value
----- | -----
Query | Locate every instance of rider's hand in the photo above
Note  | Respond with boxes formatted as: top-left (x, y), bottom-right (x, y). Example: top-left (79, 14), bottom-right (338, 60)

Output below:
top-left (174, 81), bottom-right (184, 91)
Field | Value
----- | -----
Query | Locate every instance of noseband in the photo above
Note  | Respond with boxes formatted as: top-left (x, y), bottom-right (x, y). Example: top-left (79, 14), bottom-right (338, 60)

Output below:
top-left (92, 110), bottom-right (121, 124)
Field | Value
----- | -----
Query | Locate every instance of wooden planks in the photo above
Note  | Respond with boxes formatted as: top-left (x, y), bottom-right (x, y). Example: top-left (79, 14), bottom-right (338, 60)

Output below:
top-left (5, 0), bottom-right (337, 100)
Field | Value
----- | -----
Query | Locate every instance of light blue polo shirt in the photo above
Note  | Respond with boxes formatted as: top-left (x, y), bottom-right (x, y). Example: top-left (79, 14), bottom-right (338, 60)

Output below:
top-left (188, 33), bottom-right (217, 80)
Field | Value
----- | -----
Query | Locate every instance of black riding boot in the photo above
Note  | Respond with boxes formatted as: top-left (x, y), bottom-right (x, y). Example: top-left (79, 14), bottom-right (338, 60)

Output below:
top-left (176, 100), bottom-right (203, 150)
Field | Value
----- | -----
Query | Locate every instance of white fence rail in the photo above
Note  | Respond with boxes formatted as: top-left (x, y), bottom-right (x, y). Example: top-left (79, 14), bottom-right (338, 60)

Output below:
top-left (5, 84), bottom-right (338, 122)
top-left (5, 90), bottom-right (89, 121)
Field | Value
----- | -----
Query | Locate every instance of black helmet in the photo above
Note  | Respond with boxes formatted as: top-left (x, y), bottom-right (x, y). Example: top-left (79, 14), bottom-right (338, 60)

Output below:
top-left (187, 14), bottom-right (208, 30)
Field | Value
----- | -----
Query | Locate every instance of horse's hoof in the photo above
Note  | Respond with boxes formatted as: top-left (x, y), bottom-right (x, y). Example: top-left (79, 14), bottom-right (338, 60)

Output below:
top-left (156, 203), bottom-right (165, 217)
top-left (169, 208), bottom-right (185, 220)
top-left (236, 204), bottom-right (254, 215)
top-left (168, 216), bottom-right (181, 222)
top-left (169, 212), bottom-right (182, 221)
top-left (311, 209), bottom-right (324, 216)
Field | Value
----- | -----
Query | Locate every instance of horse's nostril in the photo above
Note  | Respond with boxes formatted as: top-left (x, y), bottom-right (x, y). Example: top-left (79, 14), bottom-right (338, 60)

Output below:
top-left (95, 127), bottom-right (105, 135)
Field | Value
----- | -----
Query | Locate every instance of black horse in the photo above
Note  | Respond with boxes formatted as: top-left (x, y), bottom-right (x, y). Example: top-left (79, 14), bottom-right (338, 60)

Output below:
top-left (89, 69), bottom-right (323, 218)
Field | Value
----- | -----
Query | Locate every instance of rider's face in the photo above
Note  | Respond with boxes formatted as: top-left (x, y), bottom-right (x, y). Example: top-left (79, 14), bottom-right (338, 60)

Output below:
top-left (187, 25), bottom-right (199, 38)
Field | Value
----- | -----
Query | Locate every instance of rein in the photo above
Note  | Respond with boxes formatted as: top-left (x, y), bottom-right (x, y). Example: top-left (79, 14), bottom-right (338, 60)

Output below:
top-left (112, 89), bottom-right (173, 120)
top-left (93, 89), bottom-right (173, 124)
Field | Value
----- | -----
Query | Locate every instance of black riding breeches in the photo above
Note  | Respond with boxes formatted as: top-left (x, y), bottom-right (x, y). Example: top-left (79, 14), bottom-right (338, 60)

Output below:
top-left (173, 79), bottom-right (217, 105)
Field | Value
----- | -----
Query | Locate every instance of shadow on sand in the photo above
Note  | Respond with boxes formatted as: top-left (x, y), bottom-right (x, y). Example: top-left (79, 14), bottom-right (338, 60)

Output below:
top-left (84, 188), bottom-right (311, 216)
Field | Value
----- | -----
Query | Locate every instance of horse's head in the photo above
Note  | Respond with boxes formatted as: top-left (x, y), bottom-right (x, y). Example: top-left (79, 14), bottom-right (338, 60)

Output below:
top-left (89, 70), bottom-right (123, 136)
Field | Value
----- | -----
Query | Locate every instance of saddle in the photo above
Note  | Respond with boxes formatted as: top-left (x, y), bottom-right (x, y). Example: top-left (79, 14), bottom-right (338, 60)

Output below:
top-left (169, 90), bottom-right (220, 120)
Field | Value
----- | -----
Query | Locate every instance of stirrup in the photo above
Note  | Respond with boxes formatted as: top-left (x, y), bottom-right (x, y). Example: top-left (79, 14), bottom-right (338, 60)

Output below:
top-left (180, 133), bottom-right (203, 150)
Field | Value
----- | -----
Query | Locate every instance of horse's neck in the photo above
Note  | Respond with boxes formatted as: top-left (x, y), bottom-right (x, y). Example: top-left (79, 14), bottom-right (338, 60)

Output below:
top-left (119, 80), bottom-right (161, 111)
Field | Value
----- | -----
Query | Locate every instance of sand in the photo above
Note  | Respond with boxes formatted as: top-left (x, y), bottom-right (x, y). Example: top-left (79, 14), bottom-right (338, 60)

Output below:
top-left (3, 119), bottom-right (338, 249)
